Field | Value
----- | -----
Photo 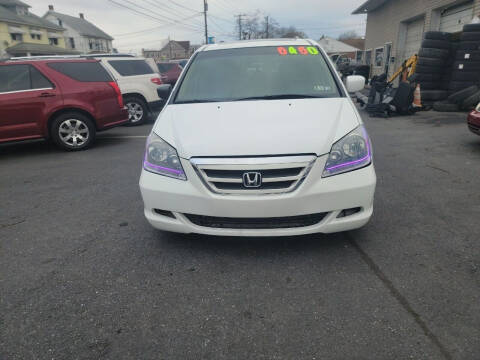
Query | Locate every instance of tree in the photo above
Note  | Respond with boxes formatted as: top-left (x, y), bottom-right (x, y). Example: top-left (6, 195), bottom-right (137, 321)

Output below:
top-left (276, 26), bottom-right (307, 39)
top-left (338, 30), bottom-right (360, 40)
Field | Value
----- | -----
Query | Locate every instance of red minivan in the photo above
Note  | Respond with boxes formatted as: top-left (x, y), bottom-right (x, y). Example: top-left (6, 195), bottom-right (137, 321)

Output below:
top-left (0, 58), bottom-right (128, 151)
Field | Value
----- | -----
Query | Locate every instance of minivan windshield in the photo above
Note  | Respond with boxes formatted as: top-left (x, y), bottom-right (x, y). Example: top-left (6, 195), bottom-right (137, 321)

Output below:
top-left (174, 45), bottom-right (341, 104)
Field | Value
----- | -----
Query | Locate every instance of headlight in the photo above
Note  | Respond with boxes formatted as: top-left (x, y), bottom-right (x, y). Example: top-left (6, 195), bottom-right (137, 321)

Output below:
top-left (143, 133), bottom-right (187, 180)
top-left (322, 125), bottom-right (372, 177)
top-left (475, 103), bottom-right (480, 112)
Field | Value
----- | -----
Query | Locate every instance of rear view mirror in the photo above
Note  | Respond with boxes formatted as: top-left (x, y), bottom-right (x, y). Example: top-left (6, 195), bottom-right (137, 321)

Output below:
top-left (345, 75), bottom-right (366, 93)
top-left (157, 84), bottom-right (172, 99)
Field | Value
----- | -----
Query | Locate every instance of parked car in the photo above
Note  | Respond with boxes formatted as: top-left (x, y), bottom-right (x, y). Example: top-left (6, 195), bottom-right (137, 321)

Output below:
top-left (156, 62), bottom-right (183, 85)
top-left (0, 58), bottom-right (128, 151)
top-left (169, 59), bottom-right (189, 68)
top-left (94, 56), bottom-right (163, 125)
top-left (467, 103), bottom-right (480, 135)
top-left (139, 40), bottom-right (376, 236)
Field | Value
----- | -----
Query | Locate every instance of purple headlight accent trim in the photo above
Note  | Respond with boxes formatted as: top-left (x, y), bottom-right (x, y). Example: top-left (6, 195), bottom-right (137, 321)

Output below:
top-left (325, 127), bottom-right (372, 172)
top-left (143, 160), bottom-right (184, 175)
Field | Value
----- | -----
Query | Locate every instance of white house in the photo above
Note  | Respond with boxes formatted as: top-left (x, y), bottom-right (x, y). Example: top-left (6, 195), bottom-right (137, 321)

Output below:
top-left (43, 5), bottom-right (113, 54)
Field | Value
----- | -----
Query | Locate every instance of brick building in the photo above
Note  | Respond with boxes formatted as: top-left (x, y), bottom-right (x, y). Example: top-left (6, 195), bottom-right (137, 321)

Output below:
top-left (353, 0), bottom-right (480, 77)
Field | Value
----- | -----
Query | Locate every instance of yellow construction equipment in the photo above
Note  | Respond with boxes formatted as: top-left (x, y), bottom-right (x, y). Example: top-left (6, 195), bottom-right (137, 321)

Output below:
top-left (388, 54), bottom-right (418, 84)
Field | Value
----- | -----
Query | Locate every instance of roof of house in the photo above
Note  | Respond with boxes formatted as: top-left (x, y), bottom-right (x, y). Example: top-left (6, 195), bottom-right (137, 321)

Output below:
top-left (340, 38), bottom-right (365, 50)
top-left (352, 0), bottom-right (389, 14)
top-left (45, 11), bottom-right (113, 40)
top-left (176, 41), bottom-right (190, 51)
top-left (0, 4), bottom-right (63, 30)
top-left (0, 0), bottom-right (30, 7)
top-left (318, 36), bottom-right (360, 54)
top-left (6, 42), bottom-right (81, 55)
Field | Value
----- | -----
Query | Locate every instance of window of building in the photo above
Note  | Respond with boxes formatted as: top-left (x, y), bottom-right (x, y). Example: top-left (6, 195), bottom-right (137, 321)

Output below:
top-left (10, 33), bottom-right (23, 41)
top-left (356, 51), bottom-right (364, 63)
top-left (30, 33), bottom-right (41, 40)
top-left (49, 38), bottom-right (59, 46)
top-left (365, 50), bottom-right (372, 65)
top-left (374, 47), bottom-right (384, 67)
top-left (69, 38), bottom-right (75, 49)
top-left (89, 41), bottom-right (93, 50)
top-left (58, 19), bottom-right (63, 27)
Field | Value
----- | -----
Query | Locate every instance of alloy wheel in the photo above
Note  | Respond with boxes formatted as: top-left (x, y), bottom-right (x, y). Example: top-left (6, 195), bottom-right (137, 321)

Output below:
top-left (58, 119), bottom-right (90, 148)
top-left (126, 102), bottom-right (144, 123)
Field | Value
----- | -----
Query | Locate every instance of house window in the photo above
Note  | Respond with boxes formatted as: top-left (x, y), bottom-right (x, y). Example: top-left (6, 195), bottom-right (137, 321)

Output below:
top-left (374, 47), bottom-right (384, 67)
top-left (69, 38), bottom-right (75, 49)
top-left (89, 41), bottom-right (93, 50)
top-left (49, 38), bottom-right (59, 46)
top-left (356, 51), bottom-right (364, 63)
top-left (365, 50), bottom-right (372, 65)
top-left (58, 19), bottom-right (63, 27)
top-left (10, 33), bottom-right (23, 41)
top-left (30, 34), bottom-right (41, 40)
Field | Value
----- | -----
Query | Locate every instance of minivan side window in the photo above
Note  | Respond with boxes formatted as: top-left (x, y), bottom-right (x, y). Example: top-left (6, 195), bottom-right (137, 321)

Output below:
top-left (108, 60), bottom-right (154, 76)
top-left (30, 66), bottom-right (54, 89)
top-left (0, 65), bottom-right (53, 93)
top-left (47, 62), bottom-right (113, 82)
top-left (0, 65), bottom-right (30, 93)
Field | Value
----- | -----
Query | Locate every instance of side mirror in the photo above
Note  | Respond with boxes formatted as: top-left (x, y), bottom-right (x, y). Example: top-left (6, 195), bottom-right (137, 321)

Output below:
top-left (157, 84), bottom-right (172, 99)
top-left (345, 75), bottom-right (366, 93)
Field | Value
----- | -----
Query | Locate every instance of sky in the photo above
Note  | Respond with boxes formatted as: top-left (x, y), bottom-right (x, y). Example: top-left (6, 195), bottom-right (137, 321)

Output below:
top-left (28, 0), bottom-right (367, 54)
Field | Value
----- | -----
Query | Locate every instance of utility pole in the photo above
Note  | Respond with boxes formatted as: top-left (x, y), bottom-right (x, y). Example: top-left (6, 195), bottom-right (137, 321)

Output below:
top-left (203, 0), bottom-right (208, 44)
top-left (265, 16), bottom-right (269, 39)
top-left (235, 14), bottom-right (247, 40)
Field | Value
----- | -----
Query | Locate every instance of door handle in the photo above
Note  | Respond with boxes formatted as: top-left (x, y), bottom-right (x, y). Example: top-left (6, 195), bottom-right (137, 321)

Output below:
top-left (38, 92), bottom-right (56, 98)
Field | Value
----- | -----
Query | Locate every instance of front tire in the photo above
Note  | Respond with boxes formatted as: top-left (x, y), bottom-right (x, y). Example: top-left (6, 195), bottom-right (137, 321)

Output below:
top-left (124, 96), bottom-right (148, 125)
top-left (51, 112), bottom-right (96, 151)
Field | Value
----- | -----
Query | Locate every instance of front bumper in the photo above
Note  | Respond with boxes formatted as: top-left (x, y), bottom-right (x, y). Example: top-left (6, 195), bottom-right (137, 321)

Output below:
top-left (139, 156), bottom-right (377, 237)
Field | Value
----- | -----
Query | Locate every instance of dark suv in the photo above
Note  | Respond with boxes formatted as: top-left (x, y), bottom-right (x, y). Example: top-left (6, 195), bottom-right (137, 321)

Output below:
top-left (0, 58), bottom-right (128, 151)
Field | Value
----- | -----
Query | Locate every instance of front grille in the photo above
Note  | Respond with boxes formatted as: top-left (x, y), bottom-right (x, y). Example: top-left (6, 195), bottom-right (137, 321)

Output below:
top-left (191, 156), bottom-right (316, 195)
top-left (185, 213), bottom-right (328, 229)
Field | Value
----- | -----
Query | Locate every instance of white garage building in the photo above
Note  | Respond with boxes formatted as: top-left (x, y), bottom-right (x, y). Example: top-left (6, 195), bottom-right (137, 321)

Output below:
top-left (353, 0), bottom-right (480, 77)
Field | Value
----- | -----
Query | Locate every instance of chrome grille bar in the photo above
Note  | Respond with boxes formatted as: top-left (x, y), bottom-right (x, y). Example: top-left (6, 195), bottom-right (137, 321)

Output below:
top-left (191, 156), bottom-right (316, 195)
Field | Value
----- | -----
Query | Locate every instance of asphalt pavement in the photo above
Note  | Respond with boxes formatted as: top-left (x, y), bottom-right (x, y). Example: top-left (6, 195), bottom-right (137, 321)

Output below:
top-left (1, 108), bottom-right (479, 360)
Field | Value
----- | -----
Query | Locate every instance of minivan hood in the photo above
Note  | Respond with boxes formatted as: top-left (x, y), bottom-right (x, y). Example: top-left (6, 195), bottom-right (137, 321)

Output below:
top-left (153, 98), bottom-right (360, 158)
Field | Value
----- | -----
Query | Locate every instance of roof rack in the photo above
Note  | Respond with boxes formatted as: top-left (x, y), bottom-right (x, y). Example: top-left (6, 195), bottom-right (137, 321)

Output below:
top-left (8, 55), bottom-right (84, 61)
top-left (84, 53), bottom-right (136, 58)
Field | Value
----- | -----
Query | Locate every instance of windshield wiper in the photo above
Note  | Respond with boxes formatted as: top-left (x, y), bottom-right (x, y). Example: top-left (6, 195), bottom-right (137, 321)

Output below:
top-left (174, 99), bottom-right (221, 104)
top-left (235, 94), bottom-right (327, 101)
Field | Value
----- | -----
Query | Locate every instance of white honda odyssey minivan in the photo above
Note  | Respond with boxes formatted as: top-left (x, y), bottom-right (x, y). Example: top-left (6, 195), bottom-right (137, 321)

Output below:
top-left (139, 39), bottom-right (376, 237)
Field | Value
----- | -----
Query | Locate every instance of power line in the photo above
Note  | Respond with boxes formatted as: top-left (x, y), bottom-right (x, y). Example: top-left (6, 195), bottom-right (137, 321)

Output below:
top-left (107, 0), bottom-right (203, 31)
top-left (140, 0), bottom-right (204, 27)
top-left (113, 14), bottom-right (203, 37)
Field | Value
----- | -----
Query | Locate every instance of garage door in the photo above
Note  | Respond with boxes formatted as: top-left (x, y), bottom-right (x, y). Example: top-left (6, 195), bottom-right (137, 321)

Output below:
top-left (440, 1), bottom-right (474, 33)
top-left (403, 17), bottom-right (425, 60)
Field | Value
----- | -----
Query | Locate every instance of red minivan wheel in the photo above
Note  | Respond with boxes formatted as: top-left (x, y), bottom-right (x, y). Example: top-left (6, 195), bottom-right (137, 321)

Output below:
top-left (51, 112), bottom-right (96, 151)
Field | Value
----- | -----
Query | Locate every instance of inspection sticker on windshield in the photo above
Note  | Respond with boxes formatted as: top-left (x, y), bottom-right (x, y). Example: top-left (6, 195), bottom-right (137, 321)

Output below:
top-left (277, 46), bottom-right (320, 56)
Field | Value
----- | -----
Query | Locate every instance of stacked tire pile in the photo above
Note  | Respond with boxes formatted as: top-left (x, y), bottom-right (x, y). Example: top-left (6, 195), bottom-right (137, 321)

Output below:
top-left (415, 31), bottom-right (452, 105)
top-left (433, 23), bottom-right (480, 112)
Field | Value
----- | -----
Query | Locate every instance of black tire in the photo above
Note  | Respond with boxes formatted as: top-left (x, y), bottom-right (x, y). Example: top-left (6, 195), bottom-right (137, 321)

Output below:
top-left (124, 95), bottom-right (149, 126)
top-left (433, 101), bottom-right (460, 112)
top-left (458, 41), bottom-right (480, 50)
top-left (50, 112), bottom-right (96, 151)
top-left (420, 82), bottom-right (444, 90)
top-left (415, 73), bottom-right (439, 82)
top-left (451, 70), bottom-right (480, 81)
top-left (421, 90), bottom-right (448, 101)
top-left (448, 85), bottom-right (479, 104)
top-left (456, 50), bottom-right (480, 61)
top-left (418, 48), bottom-right (450, 59)
top-left (461, 32), bottom-right (480, 41)
top-left (424, 31), bottom-right (451, 41)
top-left (461, 90), bottom-right (480, 110)
top-left (417, 57), bottom-right (446, 67)
top-left (421, 39), bottom-right (451, 50)
top-left (448, 81), bottom-right (479, 92)
top-left (463, 23), bottom-right (480, 32)
top-left (452, 61), bottom-right (480, 71)
top-left (414, 64), bottom-right (445, 74)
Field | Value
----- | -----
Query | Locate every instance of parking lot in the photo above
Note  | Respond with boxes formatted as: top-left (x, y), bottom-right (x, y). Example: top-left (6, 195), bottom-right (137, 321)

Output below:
top-left (1, 108), bottom-right (479, 359)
